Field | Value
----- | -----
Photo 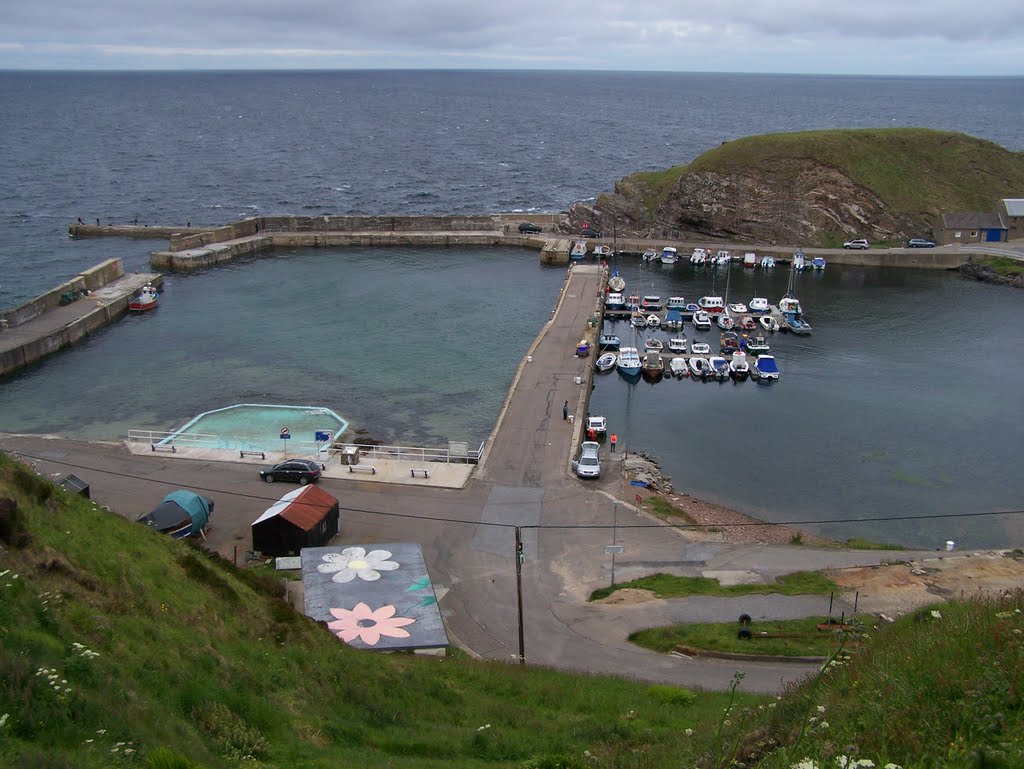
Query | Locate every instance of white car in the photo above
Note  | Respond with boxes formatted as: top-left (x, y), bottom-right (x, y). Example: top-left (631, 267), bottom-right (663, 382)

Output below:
top-left (843, 238), bottom-right (869, 250)
top-left (572, 441), bottom-right (601, 479)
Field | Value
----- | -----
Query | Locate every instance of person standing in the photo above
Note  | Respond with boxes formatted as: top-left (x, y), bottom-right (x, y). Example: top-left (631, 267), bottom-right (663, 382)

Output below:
top-left (562, 400), bottom-right (569, 421)
top-left (610, 433), bottom-right (617, 452)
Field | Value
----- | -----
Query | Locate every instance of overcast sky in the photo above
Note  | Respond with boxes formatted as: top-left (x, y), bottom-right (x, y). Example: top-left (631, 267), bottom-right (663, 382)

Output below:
top-left (2, 1), bottom-right (1022, 75)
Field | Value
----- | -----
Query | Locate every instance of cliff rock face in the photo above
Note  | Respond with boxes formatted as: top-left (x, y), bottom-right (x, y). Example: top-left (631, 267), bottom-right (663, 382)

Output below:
top-left (569, 162), bottom-right (919, 244)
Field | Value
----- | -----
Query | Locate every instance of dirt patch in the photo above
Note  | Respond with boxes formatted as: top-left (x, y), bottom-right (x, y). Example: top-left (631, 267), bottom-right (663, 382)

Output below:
top-left (828, 550), bottom-right (1024, 616)
top-left (593, 588), bottom-right (659, 605)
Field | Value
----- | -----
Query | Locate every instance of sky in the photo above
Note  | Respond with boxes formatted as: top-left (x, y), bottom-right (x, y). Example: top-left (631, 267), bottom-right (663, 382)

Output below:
top-left (1, 1), bottom-right (1022, 75)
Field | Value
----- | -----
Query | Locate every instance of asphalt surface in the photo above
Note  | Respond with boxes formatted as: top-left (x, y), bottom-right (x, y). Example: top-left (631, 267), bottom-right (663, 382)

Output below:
top-left (0, 264), bottom-right (952, 695)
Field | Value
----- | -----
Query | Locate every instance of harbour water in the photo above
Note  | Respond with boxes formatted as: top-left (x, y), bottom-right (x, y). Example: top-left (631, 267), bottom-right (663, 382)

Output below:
top-left (1, 70), bottom-right (1023, 549)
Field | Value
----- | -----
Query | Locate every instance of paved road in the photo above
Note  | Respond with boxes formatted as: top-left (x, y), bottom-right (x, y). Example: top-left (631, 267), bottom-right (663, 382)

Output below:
top-left (0, 264), bottom-right (956, 695)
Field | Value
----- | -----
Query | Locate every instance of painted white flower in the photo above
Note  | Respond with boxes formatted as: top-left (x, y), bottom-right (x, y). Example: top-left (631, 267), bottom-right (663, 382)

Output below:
top-left (318, 547), bottom-right (399, 583)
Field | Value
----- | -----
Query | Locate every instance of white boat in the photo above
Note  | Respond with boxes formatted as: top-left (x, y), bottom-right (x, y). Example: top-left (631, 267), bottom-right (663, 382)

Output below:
top-left (743, 252), bottom-right (757, 268)
top-left (692, 311), bottom-right (712, 331)
top-left (605, 292), bottom-right (626, 311)
top-left (760, 255), bottom-right (776, 269)
top-left (660, 246), bottom-right (678, 264)
top-left (663, 310), bottom-right (684, 331)
top-left (779, 297), bottom-right (812, 335)
top-left (630, 312), bottom-right (647, 328)
top-left (752, 354), bottom-right (780, 381)
top-left (646, 314), bottom-right (661, 328)
top-left (792, 251), bottom-right (807, 271)
top-left (737, 314), bottom-right (757, 331)
top-left (748, 297), bottom-right (770, 314)
top-left (759, 315), bottom-right (780, 332)
top-left (717, 313), bottom-right (735, 330)
top-left (714, 250), bottom-right (732, 266)
top-left (666, 296), bottom-right (687, 311)
top-left (616, 347), bottom-right (642, 377)
top-left (640, 295), bottom-right (663, 312)
top-left (669, 357), bottom-right (689, 378)
top-left (128, 283), bottom-right (160, 313)
top-left (688, 356), bottom-right (713, 378)
top-left (690, 248), bottom-right (707, 265)
top-left (729, 351), bottom-right (750, 379)
top-left (608, 273), bottom-right (626, 292)
top-left (598, 332), bottom-right (620, 349)
top-left (641, 248), bottom-right (658, 262)
top-left (690, 341), bottom-right (711, 355)
top-left (570, 240), bottom-right (588, 259)
top-left (586, 415), bottom-right (608, 435)
top-left (746, 335), bottom-right (771, 355)
top-left (812, 256), bottom-right (827, 271)
top-left (708, 355), bottom-right (730, 379)
top-left (593, 244), bottom-right (613, 258)
top-left (626, 294), bottom-right (641, 310)
top-left (728, 302), bottom-right (748, 314)
top-left (697, 296), bottom-right (725, 315)
top-left (668, 337), bottom-right (688, 353)
top-left (595, 352), bottom-right (617, 372)
top-left (644, 337), bottom-right (664, 352)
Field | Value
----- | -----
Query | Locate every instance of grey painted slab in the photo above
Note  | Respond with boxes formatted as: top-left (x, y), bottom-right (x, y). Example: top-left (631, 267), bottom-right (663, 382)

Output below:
top-left (473, 485), bottom-right (542, 560)
top-left (301, 543), bottom-right (448, 651)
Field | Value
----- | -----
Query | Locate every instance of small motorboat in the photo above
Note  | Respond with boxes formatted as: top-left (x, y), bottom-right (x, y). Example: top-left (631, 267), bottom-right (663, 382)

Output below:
top-left (669, 357), bottom-right (689, 378)
top-left (690, 248), bottom-right (707, 265)
top-left (129, 283), bottom-right (159, 313)
top-left (779, 296), bottom-right (812, 335)
top-left (709, 355), bottom-right (730, 380)
top-left (668, 337), bottom-right (688, 353)
top-left (593, 244), bottom-right (613, 258)
top-left (720, 331), bottom-right (740, 355)
top-left (617, 347), bottom-right (642, 377)
top-left (760, 255), bottom-right (776, 269)
top-left (682, 302), bottom-right (699, 320)
top-left (605, 292), bottom-right (626, 311)
top-left (630, 312), bottom-right (647, 328)
top-left (595, 352), bottom-right (617, 372)
top-left (688, 356), bottom-right (712, 378)
top-left (749, 297), bottom-right (770, 314)
top-left (759, 315), bottom-right (780, 332)
top-left (793, 251), bottom-right (807, 271)
top-left (729, 350), bottom-right (750, 379)
top-left (641, 352), bottom-right (665, 381)
top-left (586, 415), bottom-right (608, 436)
top-left (692, 311), bottom-right (712, 331)
top-left (644, 337), bottom-right (664, 352)
top-left (646, 314), bottom-right (661, 328)
top-left (697, 296), bottom-right (725, 315)
top-left (752, 354), bottom-right (780, 381)
top-left (714, 250), bottom-right (732, 266)
top-left (641, 249), bottom-right (658, 262)
top-left (626, 294), bottom-right (641, 310)
top-left (608, 273), bottom-right (626, 292)
top-left (659, 246), bottom-right (679, 265)
top-left (742, 252), bottom-right (757, 268)
top-left (599, 333), bottom-right (620, 349)
top-left (738, 315), bottom-right (757, 331)
top-left (690, 341), bottom-right (711, 355)
top-left (728, 302), bottom-right (748, 314)
top-left (666, 296), bottom-right (687, 311)
top-left (640, 295), bottom-right (663, 312)
top-left (812, 256), bottom-right (827, 271)
top-left (663, 309), bottom-right (684, 330)
top-left (746, 335), bottom-right (771, 355)
top-left (570, 240), bottom-right (588, 260)
top-left (717, 313), bottom-right (735, 330)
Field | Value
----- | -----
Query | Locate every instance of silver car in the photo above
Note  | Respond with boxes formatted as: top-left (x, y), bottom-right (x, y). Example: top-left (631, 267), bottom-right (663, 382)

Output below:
top-left (572, 441), bottom-right (601, 479)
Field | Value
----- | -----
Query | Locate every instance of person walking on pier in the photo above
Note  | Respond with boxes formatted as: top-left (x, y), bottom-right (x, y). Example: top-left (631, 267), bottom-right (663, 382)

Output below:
top-left (610, 433), bottom-right (617, 452)
top-left (562, 400), bottom-right (569, 421)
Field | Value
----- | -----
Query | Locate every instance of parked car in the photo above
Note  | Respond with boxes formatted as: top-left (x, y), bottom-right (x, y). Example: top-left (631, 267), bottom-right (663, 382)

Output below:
top-left (572, 441), bottom-right (601, 479)
top-left (517, 222), bottom-right (542, 233)
top-left (581, 228), bottom-right (604, 238)
top-left (907, 238), bottom-right (936, 248)
top-left (843, 238), bottom-right (869, 250)
top-left (259, 458), bottom-right (323, 485)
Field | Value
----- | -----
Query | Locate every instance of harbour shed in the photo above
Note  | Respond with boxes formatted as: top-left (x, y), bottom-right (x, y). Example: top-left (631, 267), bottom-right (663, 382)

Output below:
top-left (1001, 198), bottom-right (1024, 240)
top-left (937, 212), bottom-right (1007, 244)
top-left (251, 485), bottom-right (339, 557)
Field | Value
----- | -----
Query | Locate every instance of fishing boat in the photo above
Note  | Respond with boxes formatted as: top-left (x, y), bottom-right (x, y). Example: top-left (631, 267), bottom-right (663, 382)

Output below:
top-left (608, 272), bottom-right (626, 292)
top-left (570, 240), bottom-right (588, 260)
top-left (595, 352), bottom-right (617, 372)
top-left (659, 246), bottom-right (678, 264)
top-left (669, 357), bottom-right (689, 378)
top-left (737, 315), bottom-right (757, 331)
top-left (697, 296), bottom-right (725, 315)
top-left (668, 336), bottom-right (688, 353)
top-left (714, 250), bottom-right (732, 266)
top-left (641, 248), bottom-right (658, 262)
top-left (728, 302), bottom-right (748, 314)
top-left (792, 251), bottom-right (807, 271)
top-left (760, 255), bottom-right (776, 269)
top-left (729, 350), bottom-right (750, 379)
top-left (665, 296), bottom-right (687, 311)
top-left (598, 332), bottom-right (620, 349)
top-left (812, 256), bottom-right (827, 271)
top-left (746, 335), bottom-right (771, 355)
top-left (717, 313), bottom-right (735, 330)
top-left (605, 292), bottom-right (626, 311)
top-left (748, 297), bottom-right (770, 314)
top-left (779, 263), bottom-right (812, 335)
top-left (640, 295), bottom-right (663, 312)
top-left (692, 311), bottom-right (712, 331)
top-left (690, 247), bottom-right (707, 265)
top-left (690, 341), bottom-right (711, 355)
top-left (708, 355), bottom-right (730, 380)
top-left (641, 352), bottom-right (665, 381)
top-left (616, 347), bottom-right (642, 377)
top-left (751, 354), bottom-right (780, 381)
top-left (688, 356), bottom-right (713, 379)
top-left (626, 294), bottom-right (641, 310)
top-left (759, 315), bottom-right (780, 332)
top-left (742, 252), bottom-right (757, 268)
top-left (129, 283), bottom-right (159, 313)
top-left (630, 312), bottom-right (647, 328)
top-left (720, 331), bottom-right (740, 355)
top-left (593, 244), bottom-right (613, 258)
top-left (663, 309), bottom-right (684, 331)
top-left (643, 337), bottom-right (664, 353)
top-left (646, 314), bottom-right (661, 328)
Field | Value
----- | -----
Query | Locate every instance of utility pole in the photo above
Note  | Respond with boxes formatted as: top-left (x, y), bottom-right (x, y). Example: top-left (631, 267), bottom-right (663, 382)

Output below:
top-left (611, 501), bottom-right (618, 587)
top-left (515, 526), bottom-right (525, 665)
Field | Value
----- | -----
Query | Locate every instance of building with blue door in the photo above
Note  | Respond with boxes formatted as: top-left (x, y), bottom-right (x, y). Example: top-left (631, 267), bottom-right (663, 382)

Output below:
top-left (936, 197), bottom-right (1024, 244)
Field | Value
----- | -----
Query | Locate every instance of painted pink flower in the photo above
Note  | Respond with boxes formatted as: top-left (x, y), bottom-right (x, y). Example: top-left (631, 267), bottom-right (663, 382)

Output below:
top-left (327, 603), bottom-right (415, 646)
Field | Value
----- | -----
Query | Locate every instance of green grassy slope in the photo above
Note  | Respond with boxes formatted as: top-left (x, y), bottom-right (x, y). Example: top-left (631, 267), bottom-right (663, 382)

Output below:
top-left (629, 128), bottom-right (1024, 224)
top-left (1, 453), bottom-right (1021, 769)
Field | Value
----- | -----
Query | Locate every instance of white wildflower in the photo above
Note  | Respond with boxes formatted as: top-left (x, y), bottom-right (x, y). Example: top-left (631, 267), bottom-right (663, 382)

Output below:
top-left (684, 728), bottom-right (694, 736)
top-left (930, 610), bottom-right (941, 619)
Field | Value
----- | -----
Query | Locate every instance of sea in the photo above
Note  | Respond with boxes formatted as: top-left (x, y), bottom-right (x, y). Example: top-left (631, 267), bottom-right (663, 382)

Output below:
top-left (1, 70), bottom-right (1022, 549)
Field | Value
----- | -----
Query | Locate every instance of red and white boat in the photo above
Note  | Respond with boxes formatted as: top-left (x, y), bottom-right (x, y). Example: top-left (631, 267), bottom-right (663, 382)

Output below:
top-left (129, 283), bottom-right (159, 312)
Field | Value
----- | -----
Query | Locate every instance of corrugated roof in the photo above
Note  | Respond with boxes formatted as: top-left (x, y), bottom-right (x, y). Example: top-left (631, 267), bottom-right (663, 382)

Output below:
top-left (1002, 199), bottom-right (1024, 217)
top-left (253, 485), bottom-right (337, 531)
top-left (941, 212), bottom-right (1005, 229)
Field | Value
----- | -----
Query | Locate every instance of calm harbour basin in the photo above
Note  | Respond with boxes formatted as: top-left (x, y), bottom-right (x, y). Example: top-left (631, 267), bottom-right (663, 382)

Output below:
top-left (2, 244), bottom-right (1023, 550)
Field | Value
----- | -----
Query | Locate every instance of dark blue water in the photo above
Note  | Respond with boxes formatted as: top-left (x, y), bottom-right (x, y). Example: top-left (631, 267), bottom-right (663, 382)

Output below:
top-left (2, 70), bottom-right (1023, 548)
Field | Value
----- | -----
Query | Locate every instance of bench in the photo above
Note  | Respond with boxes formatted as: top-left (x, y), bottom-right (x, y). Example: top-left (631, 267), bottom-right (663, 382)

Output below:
top-left (410, 468), bottom-right (430, 478)
top-left (150, 443), bottom-right (176, 453)
top-left (239, 450), bottom-right (266, 459)
top-left (348, 465), bottom-right (376, 475)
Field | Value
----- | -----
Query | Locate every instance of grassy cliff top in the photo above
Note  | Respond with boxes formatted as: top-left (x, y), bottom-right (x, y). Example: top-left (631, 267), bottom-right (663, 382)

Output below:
top-left (630, 127), bottom-right (1024, 220)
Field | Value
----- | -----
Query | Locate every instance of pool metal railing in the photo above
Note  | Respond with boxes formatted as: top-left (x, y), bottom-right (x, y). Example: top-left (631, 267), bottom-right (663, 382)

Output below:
top-left (333, 441), bottom-right (485, 465)
top-left (128, 429), bottom-right (223, 450)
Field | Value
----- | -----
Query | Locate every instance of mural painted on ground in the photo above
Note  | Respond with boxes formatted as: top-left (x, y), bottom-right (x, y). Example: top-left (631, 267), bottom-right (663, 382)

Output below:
top-left (301, 543), bottom-right (449, 652)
